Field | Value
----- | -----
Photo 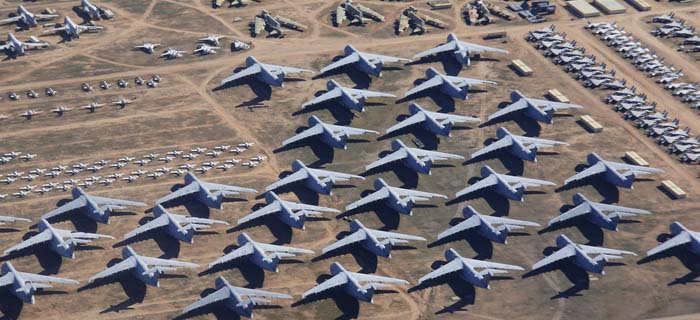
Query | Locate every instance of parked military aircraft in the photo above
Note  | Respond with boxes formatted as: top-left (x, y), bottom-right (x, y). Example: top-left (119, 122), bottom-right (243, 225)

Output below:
top-left (207, 233), bottom-right (313, 272)
top-left (156, 172), bottom-right (256, 210)
top-left (283, 115), bottom-right (378, 149)
top-left (564, 152), bottom-right (664, 189)
top-left (471, 127), bottom-right (568, 162)
top-left (345, 178), bottom-right (446, 215)
top-left (301, 80), bottom-right (395, 112)
top-left (386, 103), bottom-right (480, 137)
top-left (418, 248), bottom-right (523, 288)
top-left (0, 6), bottom-right (58, 27)
top-left (238, 191), bottom-right (339, 229)
top-left (43, 16), bottom-right (102, 39)
top-left (487, 90), bottom-right (583, 124)
top-left (548, 193), bottom-right (651, 230)
top-left (266, 160), bottom-right (364, 195)
top-left (334, 0), bottom-right (385, 26)
top-left (303, 262), bottom-right (408, 302)
top-left (646, 221), bottom-right (699, 258)
top-left (124, 205), bottom-right (228, 243)
top-left (182, 276), bottom-right (292, 318)
top-left (4, 219), bottom-right (113, 258)
top-left (320, 45), bottom-right (410, 77)
top-left (413, 33), bottom-right (508, 67)
top-left (134, 42), bottom-right (160, 53)
top-left (532, 234), bottom-right (635, 274)
top-left (322, 219), bottom-right (425, 257)
top-left (41, 187), bottom-right (146, 224)
top-left (455, 165), bottom-right (556, 201)
top-left (0, 33), bottom-right (49, 55)
top-left (221, 56), bottom-right (313, 87)
top-left (89, 246), bottom-right (198, 286)
top-left (365, 139), bottom-right (464, 175)
top-left (437, 205), bottom-right (540, 244)
top-left (404, 67), bottom-right (496, 100)
top-left (0, 262), bottom-right (79, 304)
top-left (252, 10), bottom-right (307, 37)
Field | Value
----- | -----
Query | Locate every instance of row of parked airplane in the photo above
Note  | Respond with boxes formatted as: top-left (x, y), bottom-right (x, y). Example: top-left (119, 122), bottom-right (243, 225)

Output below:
top-left (586, 22), bottom-right (700, 108)
top-left (648, 12), bottom-right (700, 52)
top-left (1, 76), bottom-right (160, 103)
top-left (528, 25), bottom-right (700, 164)
top-left (0, 160), bottom-right (689, 317)
top-left (134, 35), bottom-right (250, 59)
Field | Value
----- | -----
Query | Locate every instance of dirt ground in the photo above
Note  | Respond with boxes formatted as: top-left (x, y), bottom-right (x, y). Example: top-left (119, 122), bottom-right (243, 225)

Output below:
top-left (1, 0), bottom-right (700, 319)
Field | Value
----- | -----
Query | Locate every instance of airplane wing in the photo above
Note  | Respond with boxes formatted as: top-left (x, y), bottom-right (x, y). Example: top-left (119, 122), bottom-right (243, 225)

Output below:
top-left (365, 149), bottom-right (408, 171)
top-left (301, 88), bottom-right (342, 108)
top-left (516, 136), bottom-right (569, 149)
top-left (124, 215), bottom-right (170, 239)
top-left (548, 203), bottom-right (590, 225)
top-left (200, 181), bottom-right (257, 194)
top-left (235, 286), bottom-right (292, 299)
top-left (578, 244), bottom-right (636, 256)
top-left (385, 112), bottom-right (427, 133)
top-left (404, 76), bottom-right (444, 97)
top-left (0, 44), bottom-right (9, 51)
top-left (418, 259), bottom-right (463, 282)
top-left (457, 41), bottom-right (509, 54)
top-left (310, 168), bottom-right (364, 182)
top-left (238, 202), bottom-right (281, 224)
top-left (500, 175), bottom-right (556, 187)
top-left (283, 200), bottom-right (339, 213)
top-left (320, 54), bottom-right (360, 74)
top-left (156, 183), bottom-right (201, 204)
top-left (42, 197), bottom-right (87, 220)
top-left (370, 229), bottom-right (426, 241)
top-left (89, 195), bottom-right (147, 207)
top-left (303, 273), bottom-right (348, 298)
top-left (0, 216), bottom-right (31, 224)
top-left (329, 124), bottom-right (378, 136)
top-left (322, 231), bottom-right (367, 253)
top-left (89, 257), bottom-right (137, 282)
top-left (209, 245), bottom-right (254, 267)
top-left (183, 287), bottom-right (231, 313)
top-left (529, 97), bottom-right (583, 111)
top-left (0, 17), bottom-right (21, 25)
top-left (447, 76), bottom-right (497, 87)
top-left (411, 148), bottom-right (464, 161)
top-left (18, 272), bottom-right (79, 285)
top-left (362, 52), bottom-right (411, 64)
top-left (468, 259), bottom-right (524, 270)
top-left (350, 272), bottom-right (409, 285)
top-left (455, 175), bottom-right (498, 197)
top-left (282, 125), bottom-right (325, 146)
top-left (266, 64), bottom-right (313, 76)
top-left (531, 246), bottom-right (576, 271)
top-left (647, 233), bottom-right (691, 256)
top-left (0, 274), bottom-right (12, 288)
top-left (335, 6), bottom-right (347, 25)
top-left (349, 88), bottom-right (396, 98)
top-left (471, 137), bottom-right (513, 159)
top-left (592, 202), bottom-right (650, 215)
top-left (221, 64), bottom-right (262, 84)
top-left (480, 215), bottom-right (540, 227)
top-left (564, 162), bottom-right (607, 185)
top-left (430, 112), bottom-right (480, 124)
top-left (393, 187), bottom-right (447, 200)
top-left (607, 162), bottom-right (664, 175)
top-left (487, 99), bottom-right (529, 121)
top-left (3, 230), bottom-right (52, 255)
top-left (265, 170), bottom-right (310, 191)
top-left (437, 216), bottom-right (481, 239)
top-left (413, 42), bottom-right (458, 59)
top-left (345, 188), bottom-right (390, 211)
top-left (141, 256), bottom-right (199, 268)
top-left (257, 243), bottom-right (314, 254)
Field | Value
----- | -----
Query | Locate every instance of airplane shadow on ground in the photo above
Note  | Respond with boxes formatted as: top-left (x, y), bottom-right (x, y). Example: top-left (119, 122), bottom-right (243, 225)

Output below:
top-left (212, 66), bottom-right (311, 107)
top-left (0, 288), bottom-right (70, 320)
top-left (638, 233), bottom-right (700, 286)
top-left (360, 151), bottom-right (420, 189)
top-left (43, 198), bottom-right (139, 234)
top-left (228, 204), bottom-right (297, 245)
top-left (175, 286), bottom-right (283, 320)
top-left (158, 184), bottom-right (215, 219)
top-left (336, 190), bottom-right (407, 231)
top-left (445, 177), bottom-right (511, 215)
top-left (554, 165), bottom-right (620, 203)
top-left (478, 102), bottom-right (543, 137)
top-left (312, 55), bottom-right (373, 89)
top-left (538, 204), bottom-right (640, 246)
top-left (463, 141), bottom-right (526, 176)
top-left (408, 261), bottom-right (480, 315)
top-left (292, 273), bottom-right (401, 320)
